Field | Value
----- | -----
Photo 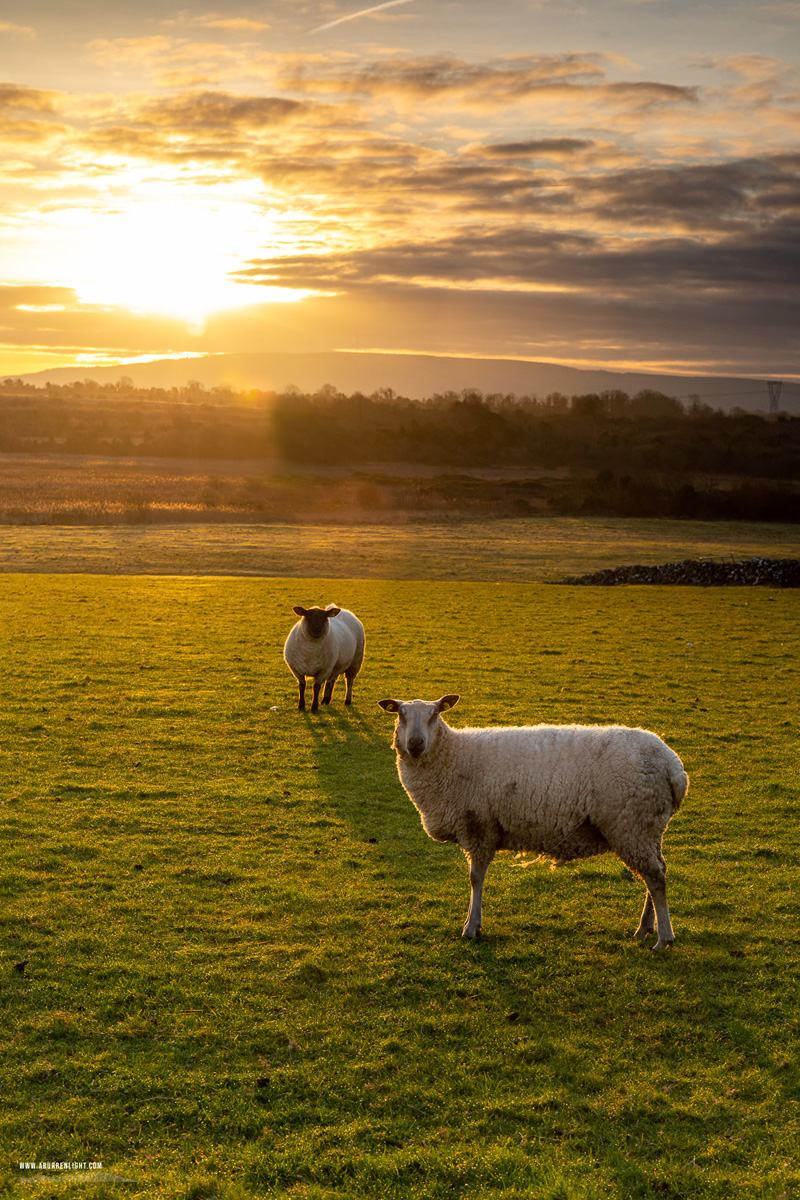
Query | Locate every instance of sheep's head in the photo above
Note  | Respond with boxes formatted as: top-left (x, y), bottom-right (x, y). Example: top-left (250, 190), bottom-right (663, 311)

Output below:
top-left (378, 696), bottom-right (459, 760)
top-left (293, 604), bottom-right (341, 638)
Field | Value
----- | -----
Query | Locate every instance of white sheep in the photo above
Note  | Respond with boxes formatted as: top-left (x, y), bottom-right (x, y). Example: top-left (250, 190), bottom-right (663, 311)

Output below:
top-left (378, 695), bottom-right (688, 950)
top-left (284, 605), bottom-right (365, 713)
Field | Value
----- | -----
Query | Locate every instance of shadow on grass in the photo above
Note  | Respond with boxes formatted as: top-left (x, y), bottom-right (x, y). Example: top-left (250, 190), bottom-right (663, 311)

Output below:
top-left (299, 703), bottom-right (409, 842)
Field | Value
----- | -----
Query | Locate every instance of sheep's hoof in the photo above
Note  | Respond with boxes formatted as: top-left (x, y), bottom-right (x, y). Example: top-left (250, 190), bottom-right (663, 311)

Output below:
top-left (633, 929), bottom-right (653, 945)
top-left (462, 924), bottom-right (481, 940)
top-left (650, 938), bottom-right (674, 952)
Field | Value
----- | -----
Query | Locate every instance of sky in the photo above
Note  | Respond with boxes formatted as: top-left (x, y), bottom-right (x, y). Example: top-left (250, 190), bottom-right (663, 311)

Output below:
top-left (0, 0), bottom-right (799, 380)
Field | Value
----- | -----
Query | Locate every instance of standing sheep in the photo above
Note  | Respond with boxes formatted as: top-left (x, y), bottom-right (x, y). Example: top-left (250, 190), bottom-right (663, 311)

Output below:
top-left (378, 695), bottom-right (688, 950)
top-left (284, 605), bottom-right (365, 713)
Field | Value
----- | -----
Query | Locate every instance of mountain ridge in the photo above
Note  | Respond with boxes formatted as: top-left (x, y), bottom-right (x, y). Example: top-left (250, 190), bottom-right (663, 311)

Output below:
top-left (15, 351), bottom-right (799, 413)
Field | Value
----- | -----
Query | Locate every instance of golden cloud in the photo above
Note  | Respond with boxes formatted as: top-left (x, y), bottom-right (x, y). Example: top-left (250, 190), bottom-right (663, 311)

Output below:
top-left (0, 21), bottom-right (35, 37)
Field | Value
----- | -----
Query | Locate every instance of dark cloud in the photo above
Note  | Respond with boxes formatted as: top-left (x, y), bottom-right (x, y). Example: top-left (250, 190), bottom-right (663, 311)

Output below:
top-left (598, 81), bottom-right (699, 109)
top-left (468, 138), bottom-right (596, 158)
top-left (221, 277), bottom-right (799, 375)
top-left (236, 155), bottom-right (800, 308)
top-left (137, 91), bottom-right (307, 129)
top-left (239, 220), bottom-right (800, 297)
top-left (278, 52), bottom-right (698, 110)
top-left (570, 156), bottom-right (800, 227)
top-left (281, 52), bottom-right (605, 97)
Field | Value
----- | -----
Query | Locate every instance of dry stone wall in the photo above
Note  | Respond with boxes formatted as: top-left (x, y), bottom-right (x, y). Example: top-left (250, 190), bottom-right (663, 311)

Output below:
top-left (562, 557), bottom-right (800, 586)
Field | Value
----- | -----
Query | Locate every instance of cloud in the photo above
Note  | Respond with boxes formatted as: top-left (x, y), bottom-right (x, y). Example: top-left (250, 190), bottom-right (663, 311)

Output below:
top-left (0, 84), bottom-right (60, 113)
top-left (234, 153), bottom-right (800, 299)
top-left (137, 91), bottom-right (308, 130)
top-left (190, 14), bottom-right (272, 33)
top-left (0, 21), bottom-right (35, 37)
top-left (569, 156), bottom-right (800, 230)
top-left (0, 85), bottom-right (69, 149)
top-left (0, 284), bottom-right (196, 364)
top-left (86, 36), bottom-right (178, 66)
top-left (276, 52), bottom-right (699, 115)
top-left (280, 51), bottom-right (605, 101)
top-left (0, 119), bottom-right (71, 145)
top-left (85, 35), bottom-right (255, 88)
top-left (71, 88), bottom-right (365, 173)
top-left (462, 138), bottom-right (595, 158)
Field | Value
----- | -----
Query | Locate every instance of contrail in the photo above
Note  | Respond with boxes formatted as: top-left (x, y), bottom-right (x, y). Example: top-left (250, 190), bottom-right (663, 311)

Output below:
top-left (310, 0), bottom-right (414, 35)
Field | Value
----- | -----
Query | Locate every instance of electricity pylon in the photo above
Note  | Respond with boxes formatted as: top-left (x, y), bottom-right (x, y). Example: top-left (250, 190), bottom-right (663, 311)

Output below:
top-left (768, 380), bottom-right (783, 415)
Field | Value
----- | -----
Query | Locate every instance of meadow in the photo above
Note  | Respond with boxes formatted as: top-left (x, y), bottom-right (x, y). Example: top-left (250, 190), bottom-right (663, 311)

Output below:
top-left (0, 558), bottom-right (798, 1198)
top-left (2, 515), bottom-right (800, 580)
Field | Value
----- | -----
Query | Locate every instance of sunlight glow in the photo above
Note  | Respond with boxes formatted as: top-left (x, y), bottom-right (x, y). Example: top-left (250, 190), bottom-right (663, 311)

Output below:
top-left (9, 187), bottom-right (317, 329)
top-left (64, 199), bottom-right (310, 327)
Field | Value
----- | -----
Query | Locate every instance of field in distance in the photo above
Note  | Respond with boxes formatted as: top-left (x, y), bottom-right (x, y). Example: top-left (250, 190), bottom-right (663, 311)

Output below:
top-left (0, 575), bottom-right (798, 1198)
top-left (2, 515), bottom-right (800, 581)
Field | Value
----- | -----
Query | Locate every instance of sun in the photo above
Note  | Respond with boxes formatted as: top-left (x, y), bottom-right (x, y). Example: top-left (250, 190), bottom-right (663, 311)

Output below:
top-left (43, 189), bottom-right (313, 328)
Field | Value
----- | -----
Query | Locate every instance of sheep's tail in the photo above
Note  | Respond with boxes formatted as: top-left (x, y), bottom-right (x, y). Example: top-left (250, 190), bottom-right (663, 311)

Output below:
top-left (666, 753), bottom-right (689, 814)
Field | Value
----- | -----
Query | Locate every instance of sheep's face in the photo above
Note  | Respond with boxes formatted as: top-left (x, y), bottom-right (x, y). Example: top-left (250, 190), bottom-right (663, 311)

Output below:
top-left (378, 696), bottom-right (459, 760)
top-left (293, 604), bottom-right (341, 639)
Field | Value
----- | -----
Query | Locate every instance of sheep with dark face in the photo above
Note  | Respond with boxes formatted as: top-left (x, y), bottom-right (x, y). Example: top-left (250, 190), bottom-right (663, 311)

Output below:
top-left (378, 695), bottom-right (688, 949)
top-left (284, 605), bottom-right (365, 713)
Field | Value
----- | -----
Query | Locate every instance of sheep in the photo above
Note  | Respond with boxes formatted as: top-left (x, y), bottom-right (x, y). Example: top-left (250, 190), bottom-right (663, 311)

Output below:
top-left (284, 605), bottom-right (365, 713)
top-left (378, 695), bottom-right (688, 950)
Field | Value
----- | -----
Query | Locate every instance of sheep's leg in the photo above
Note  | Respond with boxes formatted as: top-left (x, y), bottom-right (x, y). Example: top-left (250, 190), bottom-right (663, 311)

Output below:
top-left (297, 676), bottom-right (306, 712)
top-left (310, 677), bottom-right (324, 713)
top-left (322, 675), bottom-right (338, 705)
top-left (633, 856), bottom-right (674, 951)
top-left (462, 849), bottom-right (494, 939)
top-left (646, 871), bottom-right (674, 951)
top-left (634, 891), bottom-right (655, 943)
top-left (343, 668), bottom-right (357, 705)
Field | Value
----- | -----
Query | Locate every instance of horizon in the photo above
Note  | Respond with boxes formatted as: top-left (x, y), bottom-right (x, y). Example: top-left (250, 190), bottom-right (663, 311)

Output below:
top-left (11, 349), bottom-right (800, 417)
top-left (15, 346), bottom-right (800, 387)
top-left (1, 2), bottom-right (799, 380)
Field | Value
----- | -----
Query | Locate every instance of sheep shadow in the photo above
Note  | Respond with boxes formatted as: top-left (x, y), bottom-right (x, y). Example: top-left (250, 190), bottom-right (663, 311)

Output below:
top-left (296, 700), bottom-right (475, 919)
top-left (299, 702), bottom-right (415, 843)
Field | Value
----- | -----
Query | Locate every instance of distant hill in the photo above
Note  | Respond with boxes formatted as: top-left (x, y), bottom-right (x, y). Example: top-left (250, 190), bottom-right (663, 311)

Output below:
top-left (16, 351), bottom-right (800, 413)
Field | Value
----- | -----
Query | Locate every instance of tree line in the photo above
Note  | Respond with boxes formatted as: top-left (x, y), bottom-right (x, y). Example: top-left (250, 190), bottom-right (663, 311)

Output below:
top-left (3, 379), bottom-right (796, 478)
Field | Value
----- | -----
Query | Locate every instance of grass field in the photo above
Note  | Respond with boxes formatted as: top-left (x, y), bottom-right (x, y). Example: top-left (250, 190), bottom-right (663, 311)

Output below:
top-left (1, 568), bottom-right (798, 1199)
top-left (2, 516), bottom-right (800, 579)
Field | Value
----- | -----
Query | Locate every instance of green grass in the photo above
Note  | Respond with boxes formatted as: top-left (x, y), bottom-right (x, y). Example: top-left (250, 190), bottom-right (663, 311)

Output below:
top-left (0, 515), bottom-right (799, 579)
top-left (0, 574), bottom-right (798, 1199)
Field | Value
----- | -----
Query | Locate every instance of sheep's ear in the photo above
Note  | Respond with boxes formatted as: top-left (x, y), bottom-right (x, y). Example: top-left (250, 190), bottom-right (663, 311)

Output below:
top-left (437, 695), bottom-right (460, 712)
top-left (378, 699), bottom-right (403, 714)
top-left (292, 605), bottom-right (308, 616)
top-left (325, 605), bottom-right (342, 617)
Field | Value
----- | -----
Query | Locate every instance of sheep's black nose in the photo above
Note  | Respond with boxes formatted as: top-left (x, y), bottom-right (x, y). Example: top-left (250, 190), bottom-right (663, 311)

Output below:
top-left (408, 737), bottom-right (425, 758)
